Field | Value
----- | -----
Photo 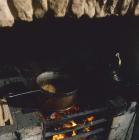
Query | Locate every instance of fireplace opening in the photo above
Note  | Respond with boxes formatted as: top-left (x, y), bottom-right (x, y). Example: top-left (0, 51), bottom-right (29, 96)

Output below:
top-left (0, 16), bottom-right (138, 140)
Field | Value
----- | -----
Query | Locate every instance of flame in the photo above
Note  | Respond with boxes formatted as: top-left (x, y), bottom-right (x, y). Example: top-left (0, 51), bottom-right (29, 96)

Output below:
top-left (72, 130), bottom-right (77, 136)
top-left (63, 120), bottom-right (77, 128)
top-left (52, 134), bottom-right (66, 140)
top-left (71, 120), bottom-right (77, 127)
top-left (86, 115), bottom-right (95, 122)
top-left (49, 108), bottom-right (96, 140)
top-left (83, 115), bottom-right (95, 133)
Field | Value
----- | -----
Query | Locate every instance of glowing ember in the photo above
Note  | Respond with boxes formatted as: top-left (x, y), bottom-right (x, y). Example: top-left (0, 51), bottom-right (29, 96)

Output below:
top-left (64, 105), bottom-right (80, 114)
top-left (83, 115), bottom-right (95, 133)
top-left (70, 120), bottom-right (77, 127)
top-left (47, 106), bottom-right (96, 140)
top-left (63, 120), bottom-right (77, 128)
top-left (72, 130), bottom-right (77, 136)
top-left (86, 115), bottom-right (95, 122)
top-left (52, 134), bottom-right (66, 140)
top-left (50, 112), bottom-right (62, 120)
top-left (84, 127), bottom-right (91, 132)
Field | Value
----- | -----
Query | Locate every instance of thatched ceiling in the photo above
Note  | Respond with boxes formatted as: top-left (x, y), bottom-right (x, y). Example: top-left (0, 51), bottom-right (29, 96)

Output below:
top-left (0, 0), bottom-right (139, 27)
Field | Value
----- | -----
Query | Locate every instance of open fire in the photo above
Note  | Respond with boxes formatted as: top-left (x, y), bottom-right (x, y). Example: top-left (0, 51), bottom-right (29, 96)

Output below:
top-left (43, 105), bottom-right (98, 140)
top-left (63, 120), bottom-right (77, 128)
top-left (52, 133), bottom-right (66, 140)
top-left (52, 115), bottom-right (95, 140)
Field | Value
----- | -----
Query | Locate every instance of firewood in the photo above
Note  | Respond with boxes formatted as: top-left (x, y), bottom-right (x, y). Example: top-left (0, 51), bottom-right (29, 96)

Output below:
top-left (0, 98), bottom-right (13, 125)
top-left (0, 105), bottom-right (5, 126)
top-left (1, 99), bottom-right (9, 123)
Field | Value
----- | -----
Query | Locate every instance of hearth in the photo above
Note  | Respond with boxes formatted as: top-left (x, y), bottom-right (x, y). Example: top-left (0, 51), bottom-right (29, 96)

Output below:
top-left (0, 61), bottom-right (137, 140)
top-left (0, 41), bottom-right (135, 140)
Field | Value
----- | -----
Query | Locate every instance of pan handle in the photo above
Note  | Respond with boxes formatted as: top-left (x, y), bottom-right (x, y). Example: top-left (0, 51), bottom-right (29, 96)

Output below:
top-left (7, 90), bottom-right (41, 98)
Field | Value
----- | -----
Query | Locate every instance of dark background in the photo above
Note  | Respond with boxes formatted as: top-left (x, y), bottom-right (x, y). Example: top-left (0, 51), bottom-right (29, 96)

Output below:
top-left (0, 16), bottom-right (139, 102)
top-left (0, 16), bottom-right (135, 63)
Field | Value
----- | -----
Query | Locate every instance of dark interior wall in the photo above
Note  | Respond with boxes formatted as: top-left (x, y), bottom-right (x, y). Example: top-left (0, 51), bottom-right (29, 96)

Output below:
top-left (0, 16), bottom-right (135, 63)
top-left (0, 16), bottom-right (138, 76)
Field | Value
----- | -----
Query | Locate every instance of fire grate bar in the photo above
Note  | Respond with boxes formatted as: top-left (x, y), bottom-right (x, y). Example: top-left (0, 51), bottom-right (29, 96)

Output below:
top-left (45, 118), bottom-right (107, 138)
top-left (63, 128), bottom-right (105, 140)
top-left (45, 107), bottom-right (108, 126)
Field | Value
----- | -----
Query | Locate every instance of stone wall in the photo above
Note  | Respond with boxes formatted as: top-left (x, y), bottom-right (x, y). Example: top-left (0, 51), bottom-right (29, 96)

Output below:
top-left (0, 0), bottom-right (139, 27)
